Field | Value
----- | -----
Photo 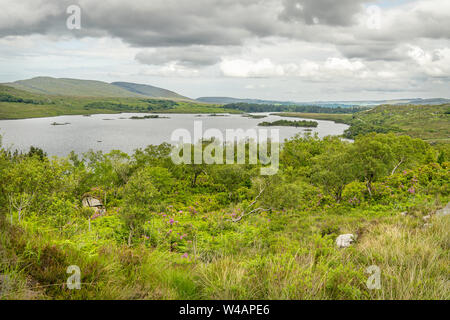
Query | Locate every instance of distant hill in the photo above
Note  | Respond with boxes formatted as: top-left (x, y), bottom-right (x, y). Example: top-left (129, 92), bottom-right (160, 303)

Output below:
top-left (112, 82), bottom-right (190, 100)
top-left (5, 77), bottom-right (144, 98)
top-left (380, 98), bottom-right (450, 106)
top-left (197, 96), bottom-right (450, 107)
top-left (197, 97), bottom-right (363, 107)
top-left (196, 97), bottom-right (298, 105)
top-left (3, 77), bottom-right (191, 100)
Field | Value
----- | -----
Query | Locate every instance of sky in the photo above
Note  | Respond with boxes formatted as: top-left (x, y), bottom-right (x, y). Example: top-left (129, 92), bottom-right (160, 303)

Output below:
top-left (0, 0), bottom-right (449, 101)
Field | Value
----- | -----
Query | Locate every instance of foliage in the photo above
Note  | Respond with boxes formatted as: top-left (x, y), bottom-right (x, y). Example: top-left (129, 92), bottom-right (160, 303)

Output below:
top-left (258, 119), bottom-right (318, 128)
top-left (223, 102), bottom-right (366, 114)
top-left (0, 131), bottom-right (449, 300)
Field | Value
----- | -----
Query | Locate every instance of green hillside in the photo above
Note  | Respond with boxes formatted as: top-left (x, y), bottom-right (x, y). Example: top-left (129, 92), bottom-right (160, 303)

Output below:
top-left (0, 84), bottom-right (230, 119)
top-left (344, 104), bottom-right (450, 142)
top-left (5, 77), bottom-right (144, 98)
top-left (112, 82), bottom-right (190, 100)
top-left (274, 104), bottom-right (450, 143)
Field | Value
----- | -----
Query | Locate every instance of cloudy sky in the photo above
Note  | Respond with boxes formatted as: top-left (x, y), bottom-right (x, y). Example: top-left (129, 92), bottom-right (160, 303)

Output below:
top-left (0, 0), bottom-right (449, 101)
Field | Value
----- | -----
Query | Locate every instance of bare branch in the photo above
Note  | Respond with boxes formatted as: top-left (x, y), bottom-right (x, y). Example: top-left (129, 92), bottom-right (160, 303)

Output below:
top-left (231, 207), bottom-right (270, 223)
top-left (230, 184), bottom-right (269, 223)
top-left (391, 157), bottom-right (405, 175)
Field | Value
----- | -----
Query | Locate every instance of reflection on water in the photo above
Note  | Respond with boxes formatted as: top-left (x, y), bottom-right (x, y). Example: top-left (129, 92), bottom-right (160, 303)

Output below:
top-left (0, 113), bottom-right (349, 156)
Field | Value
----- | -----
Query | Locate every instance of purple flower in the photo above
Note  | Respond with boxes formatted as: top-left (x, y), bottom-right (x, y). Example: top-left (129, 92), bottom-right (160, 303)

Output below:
top-left (181, 253), bottom-right (188, 259)
top-left (408, 187), bottom-right (416, 194)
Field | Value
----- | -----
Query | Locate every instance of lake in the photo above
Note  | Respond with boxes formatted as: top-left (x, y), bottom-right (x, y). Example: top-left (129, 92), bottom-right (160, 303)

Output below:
top-left (0, 113), bottom-right (349, 156)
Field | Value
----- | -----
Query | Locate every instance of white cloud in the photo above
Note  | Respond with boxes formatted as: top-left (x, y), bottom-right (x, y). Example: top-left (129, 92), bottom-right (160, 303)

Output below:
top-left (220, 58), bottom-right (286, 77)
top-left (220, 57), bottom-right (367, 79)
top-left (407, 46), bottom-right (450, 77)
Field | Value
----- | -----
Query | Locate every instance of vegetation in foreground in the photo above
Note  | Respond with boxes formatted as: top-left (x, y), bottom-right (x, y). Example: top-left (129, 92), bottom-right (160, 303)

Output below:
top-left (0, 131), bottom-right (449, 300)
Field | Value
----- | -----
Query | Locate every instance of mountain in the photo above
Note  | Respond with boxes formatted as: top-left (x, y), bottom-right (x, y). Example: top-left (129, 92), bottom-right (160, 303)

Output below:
top-left (111, 82), bottom-right (190, 100)
top-left (5, 77), bottom-right (143, 98)
top-left (3, 77), bottom-right (191, 100)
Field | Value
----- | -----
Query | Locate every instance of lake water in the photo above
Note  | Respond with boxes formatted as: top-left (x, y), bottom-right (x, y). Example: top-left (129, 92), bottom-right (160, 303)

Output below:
top-left (0, 113), bottom-right (349, 156)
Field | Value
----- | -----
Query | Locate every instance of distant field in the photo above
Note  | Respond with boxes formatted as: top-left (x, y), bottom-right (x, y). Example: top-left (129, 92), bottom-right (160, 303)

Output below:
top-left (274, 104), bottom-right (450, 143)
top-left (347, 104), bottom-right (450, 142)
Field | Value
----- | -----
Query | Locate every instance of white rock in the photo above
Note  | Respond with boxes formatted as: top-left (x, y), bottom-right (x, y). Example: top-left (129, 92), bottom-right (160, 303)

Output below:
top-left (400, 211), bottom-right (408, 216)
top-left (423, 215), bottom-right (431, 222)
top-left (435, 203), bottom-right (450, 217)
top-left (336, 234), bottom-right (356, 248)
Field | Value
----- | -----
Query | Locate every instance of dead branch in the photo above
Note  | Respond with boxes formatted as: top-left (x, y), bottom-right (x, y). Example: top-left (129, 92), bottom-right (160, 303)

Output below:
top-left (231, 207), bottom-right (270, 222)
top-left (230, 184), bottom-right (269, 223)
top-left (391, 157), bottom-right (405, 175)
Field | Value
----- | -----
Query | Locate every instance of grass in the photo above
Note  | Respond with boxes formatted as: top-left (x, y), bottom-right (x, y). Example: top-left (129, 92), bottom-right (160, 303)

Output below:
top-left (273, 104), bottom-right (450, 143)
top-left (350, 104), bottom-right (450, 142)
top-left (1, 199), bottom-right (448, 300)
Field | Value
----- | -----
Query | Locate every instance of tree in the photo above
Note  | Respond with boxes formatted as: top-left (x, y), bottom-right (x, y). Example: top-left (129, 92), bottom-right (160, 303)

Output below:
top-left (352, 133), bottom-right (430, 195)
top-left (27, 146), bottom-right (47, 161)
top-left (311, 141), bottom-right (356, 201)
top-left (121, 166), bottom-right (174, 245)
top-left (8, 192), bottom-right (34, 222)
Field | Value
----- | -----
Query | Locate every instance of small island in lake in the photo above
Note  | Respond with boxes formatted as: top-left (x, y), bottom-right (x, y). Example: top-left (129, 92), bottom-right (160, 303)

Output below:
top-left (208, 114), bottom-right (229, 117)
top-left (258, 119), bottom-right (319, 128)
top-left (129, 115), bottom-right (169, 120)
top-left (242, 114), bottom-right (267, 119)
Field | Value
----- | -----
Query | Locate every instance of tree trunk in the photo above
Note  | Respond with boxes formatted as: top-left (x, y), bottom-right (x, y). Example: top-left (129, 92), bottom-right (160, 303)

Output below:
top-left (128, 229), bottom-right (133, 247)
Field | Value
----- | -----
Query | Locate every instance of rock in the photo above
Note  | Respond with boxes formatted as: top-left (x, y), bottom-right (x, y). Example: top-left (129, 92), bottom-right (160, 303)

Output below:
top-left (336, 234), bottom-right (356, 248)
top-left (400, 211), bottom-right (408, 216)
top-left (423, 215), bottom-right (431, 222)
top-left (82, 196), bottom-right (106, 215)
top-left (435, 203), bottom-right (450, 217)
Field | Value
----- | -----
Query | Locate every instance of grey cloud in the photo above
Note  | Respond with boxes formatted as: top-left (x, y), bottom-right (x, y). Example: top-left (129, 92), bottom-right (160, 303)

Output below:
top-left (1, 0), bottom-right (448, 49)
top-left (1, 0), bottom-right (449, 73)
top-left (337, 42), bottom-right (406, 61)
top-left (0, 0), bottom-right (73, 37)
top-left (279, 0), bottom-right (368, 26)
top-left (79, 0), bottom-right (278, 47)
top-left (135, 46), bottom-right (231, 67)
